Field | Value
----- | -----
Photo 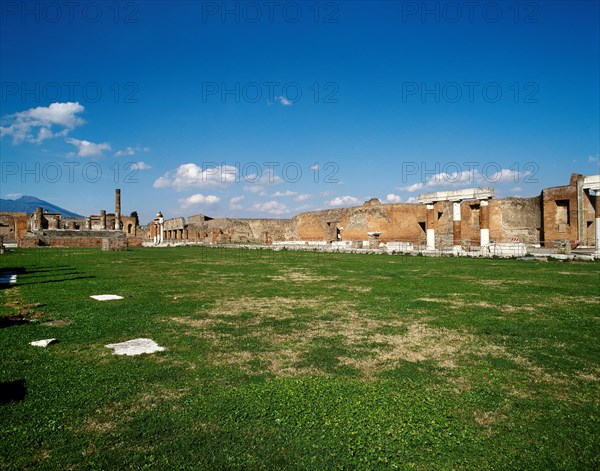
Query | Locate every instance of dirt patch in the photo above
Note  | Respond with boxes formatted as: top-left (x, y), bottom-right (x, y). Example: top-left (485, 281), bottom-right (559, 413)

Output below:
top-left (339, 322), bottom-right (470, 374)
top-left (2, 287), bottom-right (45, 319)
top-left (168, 296), bottom-right (575, 396)
top-left (41, 319), bottom-right (72, 327)
top-left (416, 296), bottom-right (535, 314)
top-left (269, 268), bottom-right (337, 283)
top-left (83, 417), bottom-right (116, 434)
top-left (344, 286), bottom-right (372, 293)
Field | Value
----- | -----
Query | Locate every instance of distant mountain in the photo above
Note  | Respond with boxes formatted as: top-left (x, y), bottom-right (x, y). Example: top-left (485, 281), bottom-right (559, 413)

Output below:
top-left (0, 196), bottom-right (84, 218)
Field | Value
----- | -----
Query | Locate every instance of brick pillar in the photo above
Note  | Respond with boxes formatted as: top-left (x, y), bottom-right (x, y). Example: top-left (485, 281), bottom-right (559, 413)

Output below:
top-left (426, 204), bottom-right (435, 250)
top-left (480, 199), bottom-right (490, 246)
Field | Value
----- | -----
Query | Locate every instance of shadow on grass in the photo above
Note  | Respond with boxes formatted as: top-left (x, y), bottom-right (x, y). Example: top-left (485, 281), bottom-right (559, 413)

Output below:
top-left (0, 379), bottom-right (27, 404)
top-left (0, 266), bottom-right (94, 286)
top-left (0, 316), bottom-right (30, 328)
top-left (16, 275), bottom-right (95, 285)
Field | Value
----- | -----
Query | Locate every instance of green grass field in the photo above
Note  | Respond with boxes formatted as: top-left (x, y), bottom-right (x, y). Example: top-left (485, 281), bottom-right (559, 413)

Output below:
top-left (1, 247), bottom-right (599, 469)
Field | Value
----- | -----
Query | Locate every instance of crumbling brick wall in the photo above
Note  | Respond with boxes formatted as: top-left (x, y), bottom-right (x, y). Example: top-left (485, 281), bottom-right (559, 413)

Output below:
top-left (20, 230), bottom-right (127, 249)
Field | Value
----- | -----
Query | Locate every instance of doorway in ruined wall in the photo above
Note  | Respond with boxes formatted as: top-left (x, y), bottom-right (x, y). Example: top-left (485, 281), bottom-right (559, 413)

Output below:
top-left (325, 222), bottom-right (339, 241)
top-left (418, 222), bottom-right (426, 245)
top-left (555, 200), bottom-right (570, 233)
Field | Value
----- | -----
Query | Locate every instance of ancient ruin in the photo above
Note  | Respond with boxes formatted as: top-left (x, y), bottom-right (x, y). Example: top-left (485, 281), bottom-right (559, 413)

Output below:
top-left (0, 173), bottom-right (598, 258)
top-left (1, 189), bottom-right (139, 250)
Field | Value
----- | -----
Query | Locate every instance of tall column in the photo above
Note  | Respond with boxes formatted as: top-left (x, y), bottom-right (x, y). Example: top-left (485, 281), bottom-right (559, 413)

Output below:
top-left (115, 189), bottom-right (121, 231)
top-left (480, 199), bottom-right (490, 246)
top-left (595, 191), bottom-right (600, 256)
top-left (426, 204), bottom-right (435, 250)
top-left (100, 210), bottom-right (106, 229)
top-left (34, 207), bottom-right (43, 231)
top-left (452, 201), bottom-right (462, 247)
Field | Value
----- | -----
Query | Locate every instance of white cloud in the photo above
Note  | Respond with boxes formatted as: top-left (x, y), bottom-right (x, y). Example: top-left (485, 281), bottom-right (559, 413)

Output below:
top-left (178, 193), bottom-right (220, 209)
top-left (154, 163), bottom-right (238, 191)
top-left (294, 193), bottom-right (311, 202)
top-left (273, 190), bottom-right (297, 197)
top-left (251, 200), bottom-right (290, 215)
top-left (115, 146), bottom-right (151, 157)
top-left (309, 164), bottom-right (319, 171)
top-left (133, 161), bottom-right (152, 170)
top-left (3, 193), bottom-right (22, 200)
top-left (66, 138), bottom-right (111, 158)
top-left (406, 197), bottom-right (417, 203)
top-left (403, 182), bottom-right (425, 192)
top-left (278, 96), bottom-right (292, 106)
top-left (244, 185), bottom-right (266, 195)
top-left (385, 193), bottom-right (402, 203)
top-left (588, 155), bottom-right (599, 163)
top-left (401, 168), bottom-right (532, 193)
top-left (487, 168), bottom-right (523, 183)
top-left (1, 102), bottom-right (85, 144)
top-left (229, 195), bottom-right (245, 210)
top-left (328, 195), bottom-right (358, 207)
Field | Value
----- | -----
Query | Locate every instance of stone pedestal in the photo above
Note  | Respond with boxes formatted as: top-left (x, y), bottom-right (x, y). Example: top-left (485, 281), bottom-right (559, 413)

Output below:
top-left (426, 204), bottom-right (435, 250)
top-left (480, 199), bottom-right (490, 246)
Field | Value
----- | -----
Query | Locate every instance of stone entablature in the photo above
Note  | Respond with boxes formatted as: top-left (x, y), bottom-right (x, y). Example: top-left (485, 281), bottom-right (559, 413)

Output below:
top-left (418, 187), bottom-right (494, 204)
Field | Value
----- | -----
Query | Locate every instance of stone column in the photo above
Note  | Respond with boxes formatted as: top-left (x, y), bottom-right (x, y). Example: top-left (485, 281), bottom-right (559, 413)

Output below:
top-left (426, 204), bottom-right (435, 251)
top-left (480, 199), bottom-right (490, 246)
top-left (85, 217), bottom-right (92, 230)
top-left (34, 207), bottom-right (43, 231)
top-left (100, 210), bottom-right (106, 229)
top-left (115, 189), bottom-right (121, 231)
top-left (595, 191), bottom-right (600, 256)
top-left (452, 201), bottom-right (462, 247)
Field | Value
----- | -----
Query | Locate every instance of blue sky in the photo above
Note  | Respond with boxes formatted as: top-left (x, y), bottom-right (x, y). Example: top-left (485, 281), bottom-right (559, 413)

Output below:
top-left (1, 0), bottom-right (598, 223)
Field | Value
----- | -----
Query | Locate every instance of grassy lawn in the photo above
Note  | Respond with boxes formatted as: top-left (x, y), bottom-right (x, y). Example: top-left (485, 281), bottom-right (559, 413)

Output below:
top-left (1, 247), bottom-right (599, 469)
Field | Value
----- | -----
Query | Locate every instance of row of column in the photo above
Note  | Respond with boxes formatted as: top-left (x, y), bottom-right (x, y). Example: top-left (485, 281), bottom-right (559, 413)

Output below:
top-left (425, 199), bottom-right (489, 251)
top-left (163, 229), bottom-right (189, 240)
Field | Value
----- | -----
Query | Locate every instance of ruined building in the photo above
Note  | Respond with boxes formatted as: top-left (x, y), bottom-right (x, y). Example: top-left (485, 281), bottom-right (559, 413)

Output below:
top-left (148, 173), bottom-right (599, 255)
top-left (0, 173), bottom-right (598, 255)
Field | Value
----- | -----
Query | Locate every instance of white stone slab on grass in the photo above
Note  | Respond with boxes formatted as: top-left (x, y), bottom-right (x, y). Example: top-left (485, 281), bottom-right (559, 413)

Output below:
top-left (90, 295), bottom-right (124, 301)
top-left (30, 338), bottom-right (57, 347)
top-left (105, 338), bottom-right (165, 356)
top-left (0, 274), bottom-right (17, 284)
